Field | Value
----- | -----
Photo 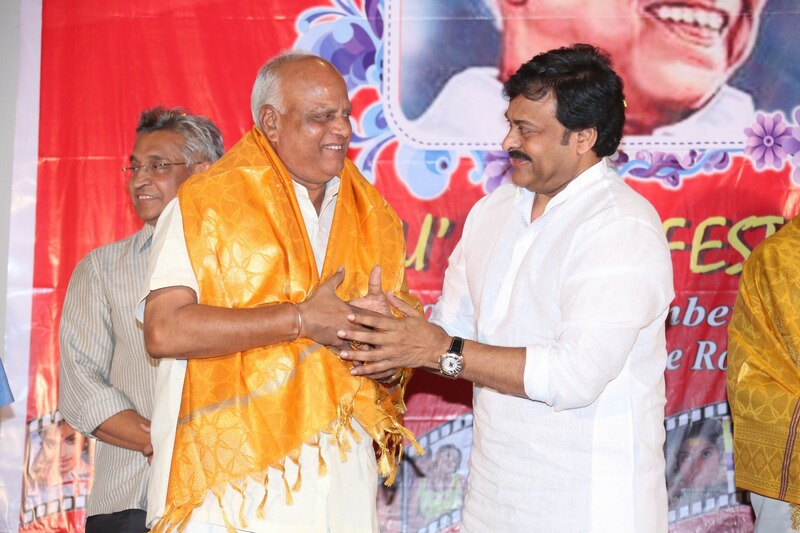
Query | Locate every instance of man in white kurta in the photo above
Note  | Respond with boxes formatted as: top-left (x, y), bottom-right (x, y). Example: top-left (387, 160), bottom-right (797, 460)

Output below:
top-left (338, 44), bottom-right (674, 532)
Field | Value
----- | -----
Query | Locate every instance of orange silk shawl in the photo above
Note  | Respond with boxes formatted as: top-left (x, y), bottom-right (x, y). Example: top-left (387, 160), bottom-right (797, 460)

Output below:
top-left (156, 126), bottom-right (421, 532)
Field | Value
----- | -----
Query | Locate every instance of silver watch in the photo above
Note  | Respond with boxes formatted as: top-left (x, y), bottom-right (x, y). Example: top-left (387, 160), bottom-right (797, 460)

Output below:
top-left (438, 336), bottom-right (464, 379)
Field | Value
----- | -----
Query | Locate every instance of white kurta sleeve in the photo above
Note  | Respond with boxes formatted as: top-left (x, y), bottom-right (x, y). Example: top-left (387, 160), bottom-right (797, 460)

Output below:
top-left (135, 198), bottom-right (198, 322)
top-left (430, 198), bottom-right (483, 340)
top-left (524, 217), bottom-right (673, 410)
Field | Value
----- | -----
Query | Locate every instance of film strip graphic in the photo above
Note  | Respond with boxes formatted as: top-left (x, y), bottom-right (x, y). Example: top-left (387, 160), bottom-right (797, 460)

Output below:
top-left (405, 413), bottom-right (474, 460)
top-left (395, 404), bottom-right (749, 530)
top-left (22, 493), bottom-right (88, 526)
top-left (401, 413), bottom-right (473, 533)
top-left (21, 410), bottom-right (91, 526)
top-left (665, 401), bottom-right (748, 524)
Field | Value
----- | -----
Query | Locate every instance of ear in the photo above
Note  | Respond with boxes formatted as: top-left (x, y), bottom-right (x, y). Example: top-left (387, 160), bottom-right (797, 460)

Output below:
top-left (193, 161), bottom-right (213, 173)
top-left (574, 127), bottom-right (597, 156)
top-left (259, 105), bottom-right (280, 143)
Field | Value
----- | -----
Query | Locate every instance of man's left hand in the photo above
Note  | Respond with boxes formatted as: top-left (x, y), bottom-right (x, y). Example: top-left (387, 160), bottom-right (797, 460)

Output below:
top-left (338, 292), bottom-right (450, 377)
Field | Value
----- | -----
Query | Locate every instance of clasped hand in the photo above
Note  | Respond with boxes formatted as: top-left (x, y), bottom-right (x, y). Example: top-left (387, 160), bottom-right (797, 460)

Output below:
top-left (338, 292), bottom-right (450, 379)
top-left (299, 265), bottom-right (390, 351)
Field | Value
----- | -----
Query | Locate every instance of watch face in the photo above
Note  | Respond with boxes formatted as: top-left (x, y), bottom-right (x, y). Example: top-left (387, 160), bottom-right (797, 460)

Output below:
top-left (440, 353), bottom-right (463, 376)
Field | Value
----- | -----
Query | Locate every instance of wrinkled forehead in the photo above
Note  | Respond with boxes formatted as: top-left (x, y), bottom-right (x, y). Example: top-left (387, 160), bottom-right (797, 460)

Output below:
top-left (280, 59), bottom-right (349, 104)
top-left (131, 130), bottom-right (187, 161)
top-left (506, 91), bottom-right (558, 119)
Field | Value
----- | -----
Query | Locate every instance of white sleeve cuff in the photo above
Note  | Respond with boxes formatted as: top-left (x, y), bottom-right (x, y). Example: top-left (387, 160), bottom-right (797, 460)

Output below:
top-left (523, 345), bottom-right (549, 403)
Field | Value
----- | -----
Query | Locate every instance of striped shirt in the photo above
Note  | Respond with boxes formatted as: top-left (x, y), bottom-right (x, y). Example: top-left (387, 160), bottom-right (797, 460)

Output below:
top-left (58, 224), bottom-right (158, 516)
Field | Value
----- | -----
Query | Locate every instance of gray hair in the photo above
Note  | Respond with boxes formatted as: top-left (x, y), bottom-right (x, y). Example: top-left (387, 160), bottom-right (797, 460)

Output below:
top-left (135, 106), bottom-right (224, 164)
top-left (250, 49), bottom-right (317, 130)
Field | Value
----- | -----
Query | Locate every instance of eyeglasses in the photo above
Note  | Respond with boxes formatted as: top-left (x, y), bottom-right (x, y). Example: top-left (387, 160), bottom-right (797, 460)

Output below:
top-left (121, 161), bottom-right (193, 179)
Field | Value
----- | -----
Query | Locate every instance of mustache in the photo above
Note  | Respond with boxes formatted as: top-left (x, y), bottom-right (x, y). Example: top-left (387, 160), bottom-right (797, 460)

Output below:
top-left (507, 150), bottom-right (531, 163)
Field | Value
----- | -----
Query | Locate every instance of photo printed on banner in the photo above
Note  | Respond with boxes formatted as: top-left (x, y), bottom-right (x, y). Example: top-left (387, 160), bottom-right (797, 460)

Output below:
top-left (378, 414), bottom-right (473, 533)
top-left (665, 402), bottom-right (743, 525)
top-left (383, 0), bottom-right (769, 151)
top-left (20, 411), bottom-right (93, 530)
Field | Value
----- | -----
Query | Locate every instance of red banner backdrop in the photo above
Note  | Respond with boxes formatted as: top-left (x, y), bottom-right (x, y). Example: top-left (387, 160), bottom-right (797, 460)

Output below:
top-left (7, 0), bottom-right (800, 531)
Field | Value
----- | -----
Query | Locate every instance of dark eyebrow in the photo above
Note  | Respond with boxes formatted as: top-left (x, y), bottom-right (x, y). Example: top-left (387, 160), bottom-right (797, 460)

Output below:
top-left (504, 111), bottom-right (532, 127)
top-left (509, 118), bottom-right (536, 128)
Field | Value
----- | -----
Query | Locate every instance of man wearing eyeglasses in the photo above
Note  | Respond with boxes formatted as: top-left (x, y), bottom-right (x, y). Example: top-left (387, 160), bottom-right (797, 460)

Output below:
top-left (58, 107), bottom-right (223, 533)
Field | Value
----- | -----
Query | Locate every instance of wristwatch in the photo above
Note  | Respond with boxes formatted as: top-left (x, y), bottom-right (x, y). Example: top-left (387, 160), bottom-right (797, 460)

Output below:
top-left (438, 336), bottom-right (464, 379)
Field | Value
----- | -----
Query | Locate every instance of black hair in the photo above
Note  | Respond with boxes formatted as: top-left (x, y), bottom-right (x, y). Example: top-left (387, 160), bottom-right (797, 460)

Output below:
top-left (503, 43), bottom-right (625, 157)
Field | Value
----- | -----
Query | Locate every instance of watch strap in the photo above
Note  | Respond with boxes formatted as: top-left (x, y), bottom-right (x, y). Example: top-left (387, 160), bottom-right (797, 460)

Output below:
top-left (448, 336), bottom-right (464, 356)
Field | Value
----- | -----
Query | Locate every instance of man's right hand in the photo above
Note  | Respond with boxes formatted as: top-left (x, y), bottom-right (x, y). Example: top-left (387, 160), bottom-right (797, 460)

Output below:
top-left (139, 422), bottom-right (153, 464)
top-left (299, 268), bottom-right (370, 349)
top-left (145, 268), bottom-right (383, 358)
top-left (93, 410), bottom-right (153, 456)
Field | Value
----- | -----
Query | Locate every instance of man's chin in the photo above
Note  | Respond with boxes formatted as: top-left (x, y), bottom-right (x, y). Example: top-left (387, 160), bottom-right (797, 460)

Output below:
top-left (326, 162), bottom-right (346, 178)
top-left (509, 172), bottom-right (530, 189)
top-left (626, 72), bottom-right (724, 119)
top-left (134, 206), bottom-right (163, 225)
top-left (625, 50), bottom-right (726, 96)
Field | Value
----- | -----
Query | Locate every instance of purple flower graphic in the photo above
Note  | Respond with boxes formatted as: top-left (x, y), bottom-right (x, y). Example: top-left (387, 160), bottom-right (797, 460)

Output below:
top-left (702, 150), bottom-right (731, 173)
top-left (483, 151), bottom-right (512, 193)
top-left (780, 108), bottom-right (800, 184)
top-left (609, 150), bottom-right (629, 166)
top-left (296, 0), bottom-right (382, 90)
top-left (612, 148), bottom-right (732, 187)
top-left (744, 112), bottom-right (792, 170)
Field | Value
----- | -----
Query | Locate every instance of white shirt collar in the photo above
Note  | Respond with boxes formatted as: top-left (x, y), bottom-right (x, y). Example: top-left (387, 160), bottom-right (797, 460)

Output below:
top-left (513, 158), bottom-right (609, 223)
top-left (292, 176), bottom-right (340, 207)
